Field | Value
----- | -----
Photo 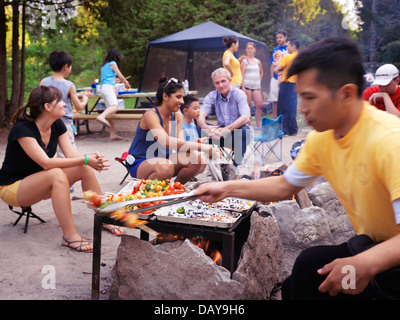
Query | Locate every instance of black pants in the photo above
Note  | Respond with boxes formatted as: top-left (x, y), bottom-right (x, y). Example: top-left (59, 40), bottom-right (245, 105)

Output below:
top-left (282, 235), bottom-right (400, 300)
top-left (201, 125), bottom-right (251, 167)
top-left (277, 81), bottom-right (298, 135)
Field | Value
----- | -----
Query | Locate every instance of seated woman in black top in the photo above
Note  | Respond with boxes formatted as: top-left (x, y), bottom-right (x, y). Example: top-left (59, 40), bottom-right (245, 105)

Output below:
top-left (0, 86), bottom-right (117, 252)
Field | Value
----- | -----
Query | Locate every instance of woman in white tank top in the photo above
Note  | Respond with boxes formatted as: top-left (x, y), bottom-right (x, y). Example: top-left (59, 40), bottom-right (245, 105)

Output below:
top-left (240, 42), bottom-right (264, 128)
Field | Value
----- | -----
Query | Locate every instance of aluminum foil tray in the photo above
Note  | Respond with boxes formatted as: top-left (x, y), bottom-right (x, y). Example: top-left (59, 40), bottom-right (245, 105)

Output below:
top-left (153, 202), bottom-right (242, 229)
top-left (190, 197), bottom-right (256, 214)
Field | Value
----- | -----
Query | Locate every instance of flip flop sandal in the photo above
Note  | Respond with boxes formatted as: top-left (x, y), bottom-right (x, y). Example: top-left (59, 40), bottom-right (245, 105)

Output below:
top-left (96, 117), bottom-right (111, 127)
top-left (62, 237), bottom-right (93, 252)
top-left (102, 225), bottom-right (125, 236)
top-left (110, 135), bottom-right (124, 141)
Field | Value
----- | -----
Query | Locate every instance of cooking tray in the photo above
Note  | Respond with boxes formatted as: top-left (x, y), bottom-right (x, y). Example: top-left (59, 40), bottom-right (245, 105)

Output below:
top-left (110, 180), bottom-right (254, 226)
top-left (153, 202), bottom-right (242, 229)
top-left (190, 197), bottom-right (256, 214)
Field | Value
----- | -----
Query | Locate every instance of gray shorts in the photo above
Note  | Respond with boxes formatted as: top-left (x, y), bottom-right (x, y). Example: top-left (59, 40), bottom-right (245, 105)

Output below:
top-left (57, 122), bottom-right (77, 158)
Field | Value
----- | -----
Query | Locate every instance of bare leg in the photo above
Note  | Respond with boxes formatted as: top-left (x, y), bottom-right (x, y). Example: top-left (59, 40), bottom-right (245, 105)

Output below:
top-left (253, 89), bottom-right (263, 128)
top-left (272, 102), bottom-right (278, 120)
top-left (63, 165), bottom-right (125, 236)
top-left (245, 89), bottom-right (253, 126)
top-left (136, 158), bottom-right (175, 181)
top-left (17, 168), bottom-right (92, 251)
top-left (171, 152), bottom-right (206, 184)
top-left (136, 153), bottom-right (206, 185)
top-left (97, 105), bottom-right (122, 140)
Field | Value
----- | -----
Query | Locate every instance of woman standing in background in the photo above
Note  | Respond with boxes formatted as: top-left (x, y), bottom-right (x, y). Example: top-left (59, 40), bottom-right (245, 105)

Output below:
top-left (222, 37), bottom-right (243, 88)
top-left (241, 42), bottom-right (264, 128)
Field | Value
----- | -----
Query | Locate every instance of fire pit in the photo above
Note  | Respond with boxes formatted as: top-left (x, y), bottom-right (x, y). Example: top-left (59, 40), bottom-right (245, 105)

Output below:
top-left (91, 165), bottom-right (312, 300)
top-left (91, 180), bottom-right (255, 300)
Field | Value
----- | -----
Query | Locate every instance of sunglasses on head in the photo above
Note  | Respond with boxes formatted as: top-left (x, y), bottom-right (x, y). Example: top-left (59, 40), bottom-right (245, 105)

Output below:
top-left (164, 77), bottom-right (179, 89)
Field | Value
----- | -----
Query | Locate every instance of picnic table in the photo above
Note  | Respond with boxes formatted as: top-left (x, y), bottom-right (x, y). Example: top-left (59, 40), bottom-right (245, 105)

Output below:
top-left (73, 90), bottom-right (197, 135)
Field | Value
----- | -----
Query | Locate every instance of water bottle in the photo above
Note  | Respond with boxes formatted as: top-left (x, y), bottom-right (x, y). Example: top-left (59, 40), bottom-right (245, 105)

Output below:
top-left (91, 81), bottom-right (96, 94)
top-left (184, 79), bottom-right (189, 95)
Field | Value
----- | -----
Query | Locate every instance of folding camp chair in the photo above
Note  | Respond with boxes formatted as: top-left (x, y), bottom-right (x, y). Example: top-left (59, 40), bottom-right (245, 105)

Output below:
top-left (115, 151), bottom-right (130, 185)
top-left (9, 205), bottom-right (46, 233)
top-left (219, 146), bottom-right (234, 163)
top-left (244, 115), bottom-right (284, 164)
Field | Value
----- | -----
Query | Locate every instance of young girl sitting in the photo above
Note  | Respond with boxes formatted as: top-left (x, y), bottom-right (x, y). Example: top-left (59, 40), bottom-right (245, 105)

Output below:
top-left (0, 86), bottom-right (123, 252)
top-left (126, 78), bottom-right (220, 184)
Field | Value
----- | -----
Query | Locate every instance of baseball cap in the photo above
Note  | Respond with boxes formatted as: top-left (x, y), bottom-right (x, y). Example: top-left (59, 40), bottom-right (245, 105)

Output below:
top-left (372, 64), bottom-right (399, 86)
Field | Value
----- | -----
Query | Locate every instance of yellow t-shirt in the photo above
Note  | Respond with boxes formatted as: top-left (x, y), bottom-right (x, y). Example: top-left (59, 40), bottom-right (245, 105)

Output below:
top-left (222, 50), bottom-right (242, 85)
top-left (280, 52), bottom-right (298, 83)
top-left (294, 102), bottom-right (400, 242)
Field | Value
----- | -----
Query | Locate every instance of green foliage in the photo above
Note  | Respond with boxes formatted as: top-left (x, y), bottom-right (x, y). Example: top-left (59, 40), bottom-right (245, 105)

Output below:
top-left (90, 0), bottom-right (286, 87)
top-left (358, 0), bottom-right (400, 63)
top-left (7, 0), bottom-right (400, 106)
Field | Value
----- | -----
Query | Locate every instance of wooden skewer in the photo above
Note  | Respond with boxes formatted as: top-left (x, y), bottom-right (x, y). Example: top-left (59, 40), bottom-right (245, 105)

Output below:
top-left (137, 224), bottom-right (159, 237)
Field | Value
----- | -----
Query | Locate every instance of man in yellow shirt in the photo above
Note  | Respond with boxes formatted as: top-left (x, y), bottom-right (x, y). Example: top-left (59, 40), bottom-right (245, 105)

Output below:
top-left (274, 38), bottom-right (300, 135)
top-left (196, 38), bottom-right (400, 299)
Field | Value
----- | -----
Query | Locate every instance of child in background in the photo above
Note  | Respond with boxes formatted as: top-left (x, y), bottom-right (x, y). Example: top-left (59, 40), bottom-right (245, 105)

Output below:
top-left (97, 48), bottom-right (131, 140)
top-left (180, 95), bottom-right (207, 143)
top-left (40, 50), bottom-right (88, 156)
top-left (269, 50), bottom-right (284, 119)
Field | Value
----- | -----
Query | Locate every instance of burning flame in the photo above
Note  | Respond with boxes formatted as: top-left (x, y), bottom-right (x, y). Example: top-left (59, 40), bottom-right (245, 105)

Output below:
top-left (155, 234), bottom-right (222, 265)
top-left (191, 238), bottom-right (222, 264)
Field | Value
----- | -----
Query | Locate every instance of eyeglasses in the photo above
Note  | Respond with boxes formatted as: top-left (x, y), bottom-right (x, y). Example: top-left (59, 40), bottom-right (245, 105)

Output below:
top-left (164, 77), bottom-right (179, 89)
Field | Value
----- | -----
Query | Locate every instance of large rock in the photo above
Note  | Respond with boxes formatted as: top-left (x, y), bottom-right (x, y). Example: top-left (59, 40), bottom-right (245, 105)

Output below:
top-left (307, 182), bottom-right (355, 244)
top-left (269, 200), bottom-right (334, 248)
top-left (268, 199), bottom-right (334, 280)
top-left (233, 209), bottom-right (283, 300)
top-left (109, 236), bottom-right (244, 300)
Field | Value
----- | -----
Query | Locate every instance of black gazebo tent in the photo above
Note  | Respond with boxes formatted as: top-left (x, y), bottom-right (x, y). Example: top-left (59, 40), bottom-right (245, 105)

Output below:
top-left (138, 21), bottom-right (270, 101)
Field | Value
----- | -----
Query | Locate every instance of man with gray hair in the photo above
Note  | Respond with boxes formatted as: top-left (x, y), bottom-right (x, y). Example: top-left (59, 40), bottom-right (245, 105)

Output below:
top-left (197, 68), bottom-right (251, 166)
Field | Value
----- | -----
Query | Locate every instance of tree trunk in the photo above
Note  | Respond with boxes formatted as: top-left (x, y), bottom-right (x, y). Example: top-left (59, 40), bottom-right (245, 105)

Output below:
top-left (19, 1), bottom-right (26, 107)
top-left (368, 0), bottom-right (377, 62)
top-left (0, 1), bottom-right (7, 127)
top-left (8, 0), bottom-right (20, 120)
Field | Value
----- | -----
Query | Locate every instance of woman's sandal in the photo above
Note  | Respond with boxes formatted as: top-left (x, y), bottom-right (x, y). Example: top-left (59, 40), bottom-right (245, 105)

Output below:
top-left (62, 237), bottom-right (93, 252)
top-left (96, 117), bottom-right (111, 127)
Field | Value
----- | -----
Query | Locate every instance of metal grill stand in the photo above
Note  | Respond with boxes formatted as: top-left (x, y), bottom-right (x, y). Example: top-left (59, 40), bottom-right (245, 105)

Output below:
top-left (91, 213), bottom-right (251, 300)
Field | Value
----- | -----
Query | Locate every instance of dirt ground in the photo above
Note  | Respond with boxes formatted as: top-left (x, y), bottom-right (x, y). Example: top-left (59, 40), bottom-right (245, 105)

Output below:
top-left (0, 117), bottom-right (310, 300)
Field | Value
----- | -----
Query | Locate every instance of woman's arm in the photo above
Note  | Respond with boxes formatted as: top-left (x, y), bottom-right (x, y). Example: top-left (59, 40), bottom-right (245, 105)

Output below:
top-left (258, 59), bottom-right (264, 82)
top-left (57, 132), bottom-right (81, 158)
top-left (223, 53), bottom-right (234, 77)
top-left (240, 60), bottom-right (247, 90)
top-left (141, 110), bottom-right (217, 157)
top-left (18, 136), bottom-right (108, 171)
top-left (110, 64), bottom-right (130, 89)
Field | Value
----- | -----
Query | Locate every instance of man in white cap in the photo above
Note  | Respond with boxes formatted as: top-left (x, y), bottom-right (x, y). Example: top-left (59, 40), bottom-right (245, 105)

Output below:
top-left (362, 64), bottom-right (400, 116)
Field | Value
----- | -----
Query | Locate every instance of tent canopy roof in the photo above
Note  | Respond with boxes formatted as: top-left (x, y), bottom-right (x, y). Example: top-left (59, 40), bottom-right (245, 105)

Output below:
top-left (148, 21), bottom-right (267, 52)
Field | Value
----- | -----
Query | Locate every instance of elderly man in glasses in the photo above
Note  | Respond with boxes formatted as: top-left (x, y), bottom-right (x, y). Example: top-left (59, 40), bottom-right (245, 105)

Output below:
top-left (197, 68), bottom-right (251, 166)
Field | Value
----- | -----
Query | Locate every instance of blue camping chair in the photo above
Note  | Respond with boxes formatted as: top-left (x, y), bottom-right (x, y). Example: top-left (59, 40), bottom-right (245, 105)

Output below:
top-left (245, 115), bottom-right (284, 164)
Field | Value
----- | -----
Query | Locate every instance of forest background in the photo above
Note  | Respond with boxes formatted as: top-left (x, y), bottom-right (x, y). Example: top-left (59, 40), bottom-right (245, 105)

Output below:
top-left (0, 0), bottom-right (399, 126)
